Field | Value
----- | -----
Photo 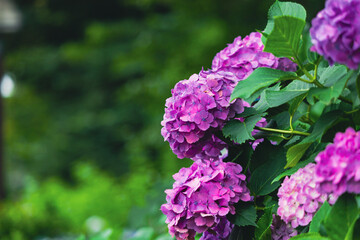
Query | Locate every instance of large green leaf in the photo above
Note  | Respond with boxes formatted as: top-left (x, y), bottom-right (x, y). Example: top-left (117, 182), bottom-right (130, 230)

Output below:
top-left (309, 201), bottom-right (331, 233)
top-left (318, 65), bottom-right (347, 87)
top-left (324, 194), bottom-right (359, 240)
top-left (255, 206), bottom-right (274, 240)
top-left (231, 202), bottom-right (258, 227)
top-left (249, 144), bottom-right (286, 196)
top-left (231, 68), bottom-right (296, 101)
top-left (222, 115), bottom-right (263, 144)
top-left (264, 88), bottom-right (308, 108)
top-left (263, 1), bottom-right (306, 42)
top-left (284, 142), bottom-right (312, 168)
top-left (263, 16), bottom-right (306, 58)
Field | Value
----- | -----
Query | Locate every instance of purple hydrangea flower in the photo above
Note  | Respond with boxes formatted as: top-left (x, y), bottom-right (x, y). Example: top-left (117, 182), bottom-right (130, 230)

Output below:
top-left (212, 32), bottom-right (297, 81)
top-left (315, 127), bottom-right (360, 196)
top-left (199, 217), bottom-right (233, 240)
top-left (310, 0), bottom-right (360, 69)
top-left (161, 160), bottom-right (251, 240)
top-left (271, 215), bottom-right (298, 240)
top-left (161, 70), bottom-right (245, 160)
top-left (277, 163), bottom-right (337, 228)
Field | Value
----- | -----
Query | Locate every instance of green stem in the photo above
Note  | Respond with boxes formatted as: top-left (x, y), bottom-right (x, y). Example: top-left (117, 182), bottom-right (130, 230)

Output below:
top-left (255, 126), bottom-right (310, 136)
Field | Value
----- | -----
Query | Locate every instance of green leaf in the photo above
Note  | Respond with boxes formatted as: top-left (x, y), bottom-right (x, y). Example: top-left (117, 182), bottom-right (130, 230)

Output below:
top-left (263, 1), bottom-right (307, 42)
top-left (356, 74), bottom-right (360, 98)
top-left (264, 88), bottom-right (308, 108)
top-left (272, 150), bottom-right (317, 183)
top-left (264, 16), bottom-right (306, 58)
top-left (301, 110), bottom-right (342, 144)
top-left (289, 93), bottom-right (308, 116)
top-left (255, 206), bottom-right (274, 240)
top-left (324, 194), bottom-right (359, 240)
top-left (309, 201), bottom-right (331, 233)
top-left (249, 144), bottom-right (286, 196)
top-left (231, 68), bottom-right (296, 101)
top-left (284, 142), bottom-right (312, 168)
top-left (318, 65), bottom-right (347, 87)
top-left (290, 233), bottom-right (330, 240)
top-left (222, 115), bottom-right (263, 144)
top-left (307, 70), bottom-right (353, 105)
top-left (298, 30), bottom-right (319, 64)
top-left (232, 202), bottom-right (258, 227)
top-left (236, 107), bottom-right (267, 118)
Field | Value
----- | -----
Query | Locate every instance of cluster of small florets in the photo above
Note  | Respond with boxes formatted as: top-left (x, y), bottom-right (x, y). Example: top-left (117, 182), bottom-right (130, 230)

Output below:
top-left (161, 160), bottom-right (251, 240)
top-left (277, 163), bottom-right (336, 228)
top-left (271, 215), bottom-right (298, 240)
top-left (161, 70), bottom-right (244, 160)
top-left (310, 0), bottom-right (360, 69)
top-left (212, 32), bottom-right (297, 80)
top-left (315, 127), bottom-right (360, 196)
top-left (199, 217), bottom-right (233, 240)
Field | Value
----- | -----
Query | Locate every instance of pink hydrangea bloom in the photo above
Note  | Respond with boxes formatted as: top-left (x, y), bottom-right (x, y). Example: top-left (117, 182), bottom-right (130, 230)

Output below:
top-left (161, 160), bottom-right (251, 240)
top-left (161, 70), bottom-right (244, 160)
top-left (277, 163), bottom-right (337, 228)
top-left (271, 215), bottom-right (298, 240)
top-left (315, 127), bottom-right (360, 196)
top-left (212, 32), bottom-right (297, 81)
top-left (199, 217), bottom-right (233, 240)
top-left (310, 0), bottom-right (360, 69)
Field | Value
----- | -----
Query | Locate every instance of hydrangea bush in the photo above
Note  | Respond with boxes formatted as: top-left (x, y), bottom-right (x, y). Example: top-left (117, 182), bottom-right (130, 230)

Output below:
top-left (161, 0), bottom-right (360, 239)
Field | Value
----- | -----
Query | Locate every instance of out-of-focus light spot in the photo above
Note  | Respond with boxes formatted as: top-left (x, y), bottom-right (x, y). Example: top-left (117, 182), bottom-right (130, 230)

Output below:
top-left (1, 74), bottom-right (15, 98)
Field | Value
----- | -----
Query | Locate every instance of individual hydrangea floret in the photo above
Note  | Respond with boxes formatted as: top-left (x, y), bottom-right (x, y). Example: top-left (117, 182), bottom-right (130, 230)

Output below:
top-left (199, 217), bottom-right (233, 240)
top-left (161, 160), bottom-right (251, 240)
top-left (161, 70), bottom-right (244, 160)
top-left (315, 127), bottom-right (360, 196)
top-left (310, 0), bottom-right (360, 69)
top-left (270, 215), bottom-right (298, 240)
top-left (211, 32), bottom-right (297, 81)
top-left (277, 163), bottom-right (337, 228)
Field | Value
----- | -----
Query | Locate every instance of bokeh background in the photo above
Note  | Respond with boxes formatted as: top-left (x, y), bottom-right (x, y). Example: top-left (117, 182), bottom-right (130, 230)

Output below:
top-left (0, 0), bottom-right (324, 239)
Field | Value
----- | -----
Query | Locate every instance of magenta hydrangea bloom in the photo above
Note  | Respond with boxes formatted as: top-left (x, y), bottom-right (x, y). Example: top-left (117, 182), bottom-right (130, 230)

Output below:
top-left (310, 0), bottom-right (360, 69)
top-left (199, 217), bottom-right (233, 240)
top-left (277, 163), bottom-right (337, 228)
top-left (315, 127), bottom-right (360, 196)
top-left (161, 160), bottom-right (251, 240)
top-left (271, 215), bottom-right (298, 240)
top-left (212, 32), bottom-right (297, 81)
top-left (161, 70), bottom-right (245, 160)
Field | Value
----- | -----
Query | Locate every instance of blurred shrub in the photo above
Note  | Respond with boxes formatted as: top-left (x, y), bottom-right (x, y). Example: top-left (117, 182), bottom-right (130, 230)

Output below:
top-left (0, 162), bottom-right (163, 240)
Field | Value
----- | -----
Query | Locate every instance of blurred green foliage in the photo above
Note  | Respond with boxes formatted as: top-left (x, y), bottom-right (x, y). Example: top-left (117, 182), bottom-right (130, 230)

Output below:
top-left (1, 0), bottom-right (325, 238)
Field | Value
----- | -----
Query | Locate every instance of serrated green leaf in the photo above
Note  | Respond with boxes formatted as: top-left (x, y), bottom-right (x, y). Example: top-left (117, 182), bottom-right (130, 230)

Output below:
top-left (264, 16), bottom-right (306, 58)
top-left (309, 201), bottom-right (331, 233)
top-left (298, 30), bottom-right (319, 64)
top-left (263, 1), bottom-right (306, 45)
top-left (231, 68), bottom-right (296, 101)
top-left (356, 74), bottom-right (360, 98)
top-left (249, 144), bottom-right (286, 196)
top-left (255, 206), bottom-right (274, 240)
top-left (284, 142), bottom-right (312, 168)
top-left (233, 202), bottom-right (258, 227)
top-left (290, 232), bottom-right (330, 240)
top-left (324, 194), bottom-right (359, 240)
top-left (222, 115), bottom-right (263, 144)
top-left (264, 88), bottom-right (307, 108)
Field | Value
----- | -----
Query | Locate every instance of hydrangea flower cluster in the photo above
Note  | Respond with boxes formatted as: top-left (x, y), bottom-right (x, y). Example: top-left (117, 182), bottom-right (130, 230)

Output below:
top-left (212, 32), bottom-right (297, 81)
top-left (270, 215), bottom-right (298, 240)
top-left (277, 163), bottom-right (337, 228)
top-left (199, 217), bottom-right (233, 240)
top-left (160, 160), bottom-right (251, 240)
top-left (315, 127), bottom-right (360, 196)
top-left (310, 0), bottom-right (360, 69)
top-left (161, 70), bottom-right (244, 160)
